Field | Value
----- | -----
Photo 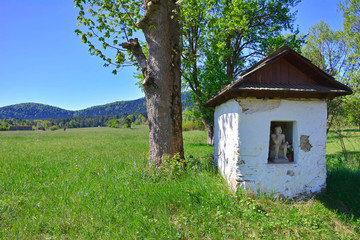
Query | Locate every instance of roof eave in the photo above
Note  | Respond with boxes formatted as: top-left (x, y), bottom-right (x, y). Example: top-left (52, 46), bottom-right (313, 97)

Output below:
top-left (205, 88), bottom-right (352, 108)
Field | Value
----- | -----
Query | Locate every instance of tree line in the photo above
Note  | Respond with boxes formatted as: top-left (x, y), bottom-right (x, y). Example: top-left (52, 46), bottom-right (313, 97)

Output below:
top-left (0, 108), bottom-right (208, 131)
top-left (0, 112), bottom-right (148, 131)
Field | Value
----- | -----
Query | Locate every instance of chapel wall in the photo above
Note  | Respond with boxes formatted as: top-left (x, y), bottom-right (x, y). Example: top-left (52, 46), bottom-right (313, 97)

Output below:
top-left (214, 98), bottom-right (327, 198)
top-left (214, 99), bottom-right (241, 189)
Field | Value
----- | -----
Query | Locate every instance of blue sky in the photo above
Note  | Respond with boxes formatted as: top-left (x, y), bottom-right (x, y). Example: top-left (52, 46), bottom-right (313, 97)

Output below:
top-left (0, 0), bottom-right (344, 110)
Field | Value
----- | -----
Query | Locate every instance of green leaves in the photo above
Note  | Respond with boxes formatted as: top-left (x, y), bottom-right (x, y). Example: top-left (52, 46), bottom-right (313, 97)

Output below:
top-left (74, 29), bottom-right (82, 35)
top-left (81, 33), bottom-right (87, 44)
top-left (181, 0), bottom-right (302, 131)
top-left (338, 0), bottom-right (360, 92)
top-left (115, 51), bottom-right (125, 64)
top-left (303, 21), bottom-right (350, 79)
top-left (74, 0), bottom-right (144, 73)
top-left (303, 16), bottom-right (360, 132)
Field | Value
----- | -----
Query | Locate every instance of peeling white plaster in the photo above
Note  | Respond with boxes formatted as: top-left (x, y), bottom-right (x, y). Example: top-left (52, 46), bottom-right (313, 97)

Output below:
top-left (236, 98), bottom-right (281, 114)
top-left (214, 98), bottom-right (327, 199)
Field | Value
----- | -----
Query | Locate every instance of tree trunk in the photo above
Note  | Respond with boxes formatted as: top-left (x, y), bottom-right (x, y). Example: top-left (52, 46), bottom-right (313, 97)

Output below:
top-left (326, 98), bottom-right (342, 134)
top-left (204, 120), bottom-right (214, 145)
top-left (201, 114), bottom-right (214, 145)
top-left (140, 0), bottom-right (184, 166)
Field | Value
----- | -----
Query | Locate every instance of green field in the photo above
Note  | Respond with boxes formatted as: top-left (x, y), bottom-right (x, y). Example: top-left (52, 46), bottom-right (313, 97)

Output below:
top-left (0, 126), bottom-right (359, 239)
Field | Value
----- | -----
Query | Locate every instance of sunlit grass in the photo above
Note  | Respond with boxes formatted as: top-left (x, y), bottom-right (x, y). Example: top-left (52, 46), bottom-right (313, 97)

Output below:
top-left (0, 126), bottom-right (359, 238)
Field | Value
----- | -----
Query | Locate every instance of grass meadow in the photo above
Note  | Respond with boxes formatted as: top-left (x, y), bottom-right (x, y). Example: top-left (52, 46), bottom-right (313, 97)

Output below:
top-left (0, 126), bottom-right (359, 239)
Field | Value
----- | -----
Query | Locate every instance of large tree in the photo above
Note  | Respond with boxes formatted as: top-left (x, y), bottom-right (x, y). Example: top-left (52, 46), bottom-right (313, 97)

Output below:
top-left (339, 0), bottom-right (360, 91)
top-left (302, 21), bottom-right (358, 132)
top-left (181, 0), bottom-right (303, 144)
top-left (303, 22), bottom-right (350, 79)
top-left (75, 0), bottom-right (183, 165)
top-left (339, 0), bottom-right (360, 128)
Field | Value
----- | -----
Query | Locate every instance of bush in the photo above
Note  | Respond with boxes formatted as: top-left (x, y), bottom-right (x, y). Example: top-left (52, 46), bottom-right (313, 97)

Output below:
top-left (146, 153), bottom-right (216, 181)
top-left (50, 126), bottom-right (58, 131)
top-left (134, 119), bottom-right (141, 125)
top-left (194, 120), bottom-right (204, 130)
top-left (107, 119), bottom-right (120, 128)
top-left (0, 126), bottom-right (8, 131)
top-left (183, 120), bottom-right (204, 131)
top-left (146, 153), bottom-right (186, 181)
top-left (160, 153), bottom-right (186, 179)
top-left (183, 121), bottom-right (195, 131)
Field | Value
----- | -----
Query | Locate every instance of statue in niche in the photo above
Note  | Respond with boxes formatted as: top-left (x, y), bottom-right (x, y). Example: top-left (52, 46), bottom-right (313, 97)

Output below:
top-left (269, 126), bottom-right (289, 163)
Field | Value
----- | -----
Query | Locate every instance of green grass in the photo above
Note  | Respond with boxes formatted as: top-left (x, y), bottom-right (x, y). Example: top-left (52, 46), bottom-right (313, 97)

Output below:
top-left (321, 129), bottom-right (360, 225)
top-left (0, 126), bottom-right (359, 239)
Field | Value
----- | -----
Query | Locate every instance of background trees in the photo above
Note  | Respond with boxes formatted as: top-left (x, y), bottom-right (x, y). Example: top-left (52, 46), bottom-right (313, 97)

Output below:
top-left (339, 0), bottom-right (360, 93)
top-left (303, 0), bottom-right (360, 132)
top-left (302, 21), bottom-right (353, 132)
top-left (181, 0), bottom-right (304, 144)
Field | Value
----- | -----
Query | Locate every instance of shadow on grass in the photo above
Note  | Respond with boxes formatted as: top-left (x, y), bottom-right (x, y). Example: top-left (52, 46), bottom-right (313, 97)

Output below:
top-left (187, 143), bottom-right (211, 147)
top-left (328, 128), bottom-right (360, 133)
top-left (327, 135), bottom-right (360, 143)
top-left (326, 151), bottom-right (360, 165)
top-left (343, 128), bottom-right (360, 132)
top-left (318, 153), bottom-right (360, 219)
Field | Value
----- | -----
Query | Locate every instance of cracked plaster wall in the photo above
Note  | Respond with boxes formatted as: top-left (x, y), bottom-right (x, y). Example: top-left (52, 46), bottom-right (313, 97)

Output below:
top-left (214, 98), bottom-right (327, 198)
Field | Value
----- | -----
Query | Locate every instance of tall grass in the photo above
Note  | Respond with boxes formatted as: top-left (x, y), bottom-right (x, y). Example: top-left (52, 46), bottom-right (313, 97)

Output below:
top-left (321, 130), bottom-right (360, 223)
top-left (0, 126), bottom-right (359, 239)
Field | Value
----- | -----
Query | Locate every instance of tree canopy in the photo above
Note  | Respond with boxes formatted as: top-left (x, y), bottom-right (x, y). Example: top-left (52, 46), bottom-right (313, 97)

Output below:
top-left (303, 1), bottom-right (360, 131)
top-left (339, 0), bottom-right (360, 92)
top-left (181, 0), bottom-right (304, 143)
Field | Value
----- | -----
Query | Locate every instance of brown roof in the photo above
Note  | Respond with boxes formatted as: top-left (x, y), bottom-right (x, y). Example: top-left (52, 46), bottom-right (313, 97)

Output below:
top-left (205, 45), bottom-right (353, 107)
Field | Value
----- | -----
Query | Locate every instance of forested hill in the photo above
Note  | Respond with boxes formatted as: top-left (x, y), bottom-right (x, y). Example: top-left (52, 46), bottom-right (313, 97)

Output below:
top-left (0, 93), bottom-right (192, 120)
top-left (0, 103), bottom-right (74, 120)
top-left (74, 97), bottom-right (147, 118)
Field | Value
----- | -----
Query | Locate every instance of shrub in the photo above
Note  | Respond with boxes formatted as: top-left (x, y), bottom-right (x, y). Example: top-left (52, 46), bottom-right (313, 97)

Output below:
top-left (146, 153), bottom-right (216, 181)
top-left (50, 126), bottom-right (58, 131)
top-left (160, 153), bottom-right (186, 179)
top-left (134, 119), bottom-right (141, 125)
top-left (146, 153), bottom-right (186, 181)
top-left (183, 120), bottom-right (205, 131)
top-left (183, 121), bottom-right (195, 131)
top-left (0, 126), bottom-right (8, 131)
top-left (194, 120), bottom-right (205, 130)
top-left (107, 119), bottom-right (120, 128)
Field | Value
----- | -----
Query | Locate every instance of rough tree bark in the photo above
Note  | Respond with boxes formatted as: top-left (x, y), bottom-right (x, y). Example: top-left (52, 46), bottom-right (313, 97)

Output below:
top-left (121, 0), bottom-right (184, 166)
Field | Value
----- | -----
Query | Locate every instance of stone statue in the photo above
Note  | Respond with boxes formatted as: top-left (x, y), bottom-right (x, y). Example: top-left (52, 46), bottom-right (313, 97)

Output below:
top-left (270, 126), bottom-right (288, 163)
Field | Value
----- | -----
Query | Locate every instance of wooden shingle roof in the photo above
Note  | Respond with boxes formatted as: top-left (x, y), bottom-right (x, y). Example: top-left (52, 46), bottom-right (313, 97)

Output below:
top-left (205, 46), bottom-right (353, 107)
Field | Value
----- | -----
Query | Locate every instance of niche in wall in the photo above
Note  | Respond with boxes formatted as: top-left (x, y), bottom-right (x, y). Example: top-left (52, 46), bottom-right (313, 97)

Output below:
top-left (268, 121), bottom-right (294, 163)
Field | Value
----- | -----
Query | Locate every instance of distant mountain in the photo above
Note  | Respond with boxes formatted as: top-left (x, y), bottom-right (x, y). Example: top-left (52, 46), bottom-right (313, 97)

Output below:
top-left (0, 103), bottom-right (74, 120)
top-left (73, 97), bottom-right (147, 118)
top-left (0, 93), bottom-right (192, 120)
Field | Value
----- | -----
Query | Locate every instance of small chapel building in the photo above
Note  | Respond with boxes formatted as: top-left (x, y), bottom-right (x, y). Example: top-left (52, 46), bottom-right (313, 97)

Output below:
top-left (205, 46), bottom-right (352, 199)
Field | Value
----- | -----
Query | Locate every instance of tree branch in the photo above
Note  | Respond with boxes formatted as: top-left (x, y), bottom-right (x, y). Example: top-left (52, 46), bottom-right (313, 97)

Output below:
top-left (120, 38), bottom-right (147, 74)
